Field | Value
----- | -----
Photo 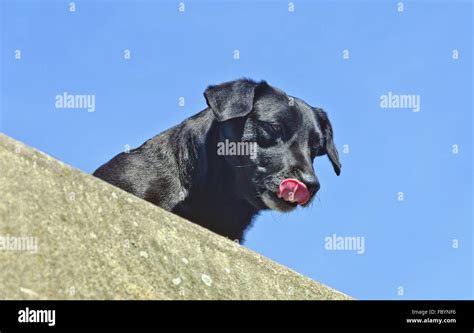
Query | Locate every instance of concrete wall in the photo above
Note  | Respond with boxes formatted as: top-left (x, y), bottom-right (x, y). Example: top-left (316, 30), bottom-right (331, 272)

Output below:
top-left (0, 133), bottom-right (351, 300)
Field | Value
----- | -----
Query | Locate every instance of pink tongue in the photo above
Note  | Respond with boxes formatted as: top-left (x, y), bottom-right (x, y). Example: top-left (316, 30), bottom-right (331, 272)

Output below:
top-left (277, 179), bottom-right (310, 205)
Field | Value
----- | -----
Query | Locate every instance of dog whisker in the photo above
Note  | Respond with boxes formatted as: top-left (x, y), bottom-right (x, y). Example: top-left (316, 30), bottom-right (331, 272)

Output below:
top-left (313, 194), bottom-right (321, 207)
top-left (269, 210), bottom-right (280, 224)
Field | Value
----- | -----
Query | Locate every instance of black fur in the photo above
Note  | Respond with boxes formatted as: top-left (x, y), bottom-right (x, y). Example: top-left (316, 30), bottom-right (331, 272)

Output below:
top-left (93, 79), bottom-right (341, 242)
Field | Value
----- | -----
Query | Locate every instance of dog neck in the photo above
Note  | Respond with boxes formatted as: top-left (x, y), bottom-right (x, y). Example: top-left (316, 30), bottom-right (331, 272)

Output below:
top-left (170, 108), bottom-right (260, 241)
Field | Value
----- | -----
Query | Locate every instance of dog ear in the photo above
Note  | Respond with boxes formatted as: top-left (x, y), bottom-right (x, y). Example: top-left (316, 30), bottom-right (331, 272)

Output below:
top-left (314, 108), bottom-right (341, 176)
top-left (204, 79), bottom-right (263, 122)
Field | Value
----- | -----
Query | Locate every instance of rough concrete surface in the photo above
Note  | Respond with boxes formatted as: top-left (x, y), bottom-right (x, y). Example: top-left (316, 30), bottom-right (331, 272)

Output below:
top-left (0, 133), bottom-right (351, 300)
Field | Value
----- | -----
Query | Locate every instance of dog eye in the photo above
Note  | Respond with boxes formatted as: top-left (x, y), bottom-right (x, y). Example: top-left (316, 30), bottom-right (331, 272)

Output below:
top-left (269, 123), bottom-right (282, 133)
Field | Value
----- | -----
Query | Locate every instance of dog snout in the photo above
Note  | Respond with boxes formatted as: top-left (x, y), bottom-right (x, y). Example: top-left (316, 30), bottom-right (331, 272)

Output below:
top-left (299, 173), bottom-right (320, 196)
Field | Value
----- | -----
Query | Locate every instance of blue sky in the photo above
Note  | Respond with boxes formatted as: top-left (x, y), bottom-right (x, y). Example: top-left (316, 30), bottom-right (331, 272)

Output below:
top-left (1, 0), bottom-right (472, 299)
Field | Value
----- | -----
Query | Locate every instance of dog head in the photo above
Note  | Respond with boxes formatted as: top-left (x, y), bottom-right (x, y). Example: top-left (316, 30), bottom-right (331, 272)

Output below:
top-left (204, 79), bottom-right (341, 212)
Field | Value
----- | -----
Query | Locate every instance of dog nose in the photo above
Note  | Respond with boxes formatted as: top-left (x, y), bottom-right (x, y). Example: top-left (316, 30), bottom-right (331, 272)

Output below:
top-left (300, 174), bottom-right (320, 195)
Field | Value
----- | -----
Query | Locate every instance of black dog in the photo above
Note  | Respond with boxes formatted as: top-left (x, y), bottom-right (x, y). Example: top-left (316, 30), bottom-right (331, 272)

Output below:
top-left (93, 79), bottom-right (341, 242)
